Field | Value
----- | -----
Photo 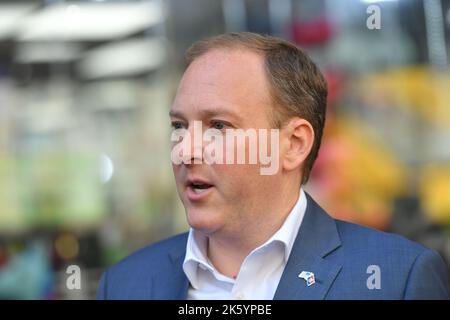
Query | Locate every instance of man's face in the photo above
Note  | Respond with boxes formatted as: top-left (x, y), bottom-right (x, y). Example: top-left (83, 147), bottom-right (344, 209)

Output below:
top-left (170, 48), bottom-right (284, 237)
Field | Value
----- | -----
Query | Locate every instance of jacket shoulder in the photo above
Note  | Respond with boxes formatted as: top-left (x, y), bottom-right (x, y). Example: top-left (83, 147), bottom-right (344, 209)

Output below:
top-left (330, 220), bottom-right (449, 299)
top-left (109, 232), bottom-right (189, 274)
top-left (335, 219), bottom-right (426, 256)
top-left (97, 232), bottom-right (188, 298)
top-left (97, 232), bottom-right (189, 299)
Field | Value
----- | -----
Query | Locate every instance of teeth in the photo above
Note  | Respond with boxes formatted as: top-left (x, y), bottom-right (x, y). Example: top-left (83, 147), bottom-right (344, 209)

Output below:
top-left (193, 188), bottom-right (207, 194)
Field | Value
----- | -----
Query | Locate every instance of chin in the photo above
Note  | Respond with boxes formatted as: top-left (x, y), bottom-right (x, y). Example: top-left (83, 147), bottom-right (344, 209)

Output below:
top-left (185, 207), bottom-right (224, 234)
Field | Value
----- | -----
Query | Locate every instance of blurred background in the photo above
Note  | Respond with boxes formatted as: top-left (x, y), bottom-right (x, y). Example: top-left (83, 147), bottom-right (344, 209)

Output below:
top-left (0, 0), bottom-right (449, 299)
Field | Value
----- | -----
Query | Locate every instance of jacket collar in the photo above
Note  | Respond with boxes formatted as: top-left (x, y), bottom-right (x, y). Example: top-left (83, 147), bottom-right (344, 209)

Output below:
top-left (273, 192), bottom-right (342, 300)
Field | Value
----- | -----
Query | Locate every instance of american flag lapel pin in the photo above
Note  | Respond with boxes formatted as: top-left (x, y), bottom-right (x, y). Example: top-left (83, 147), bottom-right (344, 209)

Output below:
top-left (298, 271), bottom-right (316, 286)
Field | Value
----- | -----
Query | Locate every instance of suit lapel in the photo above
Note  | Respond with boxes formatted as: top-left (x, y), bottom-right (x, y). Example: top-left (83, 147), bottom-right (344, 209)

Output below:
top-left (274, 193), bottom-right (342, 300)
top-left (151, 235), bottom-right (190, 299)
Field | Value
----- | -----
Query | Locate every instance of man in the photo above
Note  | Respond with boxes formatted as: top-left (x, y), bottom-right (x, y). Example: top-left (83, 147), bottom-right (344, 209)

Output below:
top-left (97, 32), bottom-right (450, 299)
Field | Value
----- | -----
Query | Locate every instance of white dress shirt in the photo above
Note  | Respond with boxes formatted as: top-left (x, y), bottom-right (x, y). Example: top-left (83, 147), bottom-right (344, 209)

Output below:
top-left (182, 188), bottom-right (307, 300)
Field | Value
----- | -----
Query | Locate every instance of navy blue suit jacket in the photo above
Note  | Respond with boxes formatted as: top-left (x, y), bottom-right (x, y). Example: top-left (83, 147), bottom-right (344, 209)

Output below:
top-left (97, 193), bottom-right (450, 299)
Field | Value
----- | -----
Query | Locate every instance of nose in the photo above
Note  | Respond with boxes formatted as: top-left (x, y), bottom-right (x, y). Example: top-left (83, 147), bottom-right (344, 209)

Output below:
top-left (181, 121), bottom-right (203, 165)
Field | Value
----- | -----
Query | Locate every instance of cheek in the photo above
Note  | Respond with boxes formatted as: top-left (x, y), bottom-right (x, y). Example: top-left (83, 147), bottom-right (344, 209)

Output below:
top-left (213, 162), bottom-right (262, 198)
top-left (172, 165), bottom-right (185, 190)
top-left (216, 135), bottom-right (270, 185)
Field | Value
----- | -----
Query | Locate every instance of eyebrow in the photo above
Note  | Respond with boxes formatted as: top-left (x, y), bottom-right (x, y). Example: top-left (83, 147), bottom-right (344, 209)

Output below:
top-left (169, 107), bottom-right (241, 121)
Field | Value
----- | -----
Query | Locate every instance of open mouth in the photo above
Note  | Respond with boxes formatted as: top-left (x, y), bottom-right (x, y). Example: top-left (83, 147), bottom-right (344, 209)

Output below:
top-left (189, 182), bottom-right (213, 194)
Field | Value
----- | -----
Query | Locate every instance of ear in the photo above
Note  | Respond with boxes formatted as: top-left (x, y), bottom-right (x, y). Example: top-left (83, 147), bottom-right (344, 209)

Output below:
top-left (281, 118), bottom-right (314, 172)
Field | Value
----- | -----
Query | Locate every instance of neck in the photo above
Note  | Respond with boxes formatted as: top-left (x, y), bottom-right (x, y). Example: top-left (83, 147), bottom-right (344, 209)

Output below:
top-left (206, 182), bottom-right (302, 278)
top-left (206, 236), bottom-right (253, 278)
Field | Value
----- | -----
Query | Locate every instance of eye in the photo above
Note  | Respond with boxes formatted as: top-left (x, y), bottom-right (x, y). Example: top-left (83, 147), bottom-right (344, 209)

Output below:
top-left (211, 120), bottom-right (230, 131)
top-left (171, 121), bottom-right (186, 130)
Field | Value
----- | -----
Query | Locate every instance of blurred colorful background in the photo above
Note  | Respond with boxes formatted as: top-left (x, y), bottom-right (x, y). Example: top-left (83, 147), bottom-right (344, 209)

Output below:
top-left (0, 0), bottom-right (450, 299)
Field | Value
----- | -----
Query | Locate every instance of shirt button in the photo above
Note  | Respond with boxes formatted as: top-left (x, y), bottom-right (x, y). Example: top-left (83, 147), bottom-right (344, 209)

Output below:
top-left (235, 292), bottom-right (245, 300)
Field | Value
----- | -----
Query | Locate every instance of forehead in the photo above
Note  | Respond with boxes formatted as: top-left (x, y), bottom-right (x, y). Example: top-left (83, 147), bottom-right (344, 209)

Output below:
top-left (171, 48), bottom-right (273, 122)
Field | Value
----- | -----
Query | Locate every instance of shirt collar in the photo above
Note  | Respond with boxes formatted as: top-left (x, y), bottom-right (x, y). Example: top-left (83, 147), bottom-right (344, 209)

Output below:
top-left (263, 187), bottom-right (307, 261)
top-left (183, 187), bottom-right (307, 288)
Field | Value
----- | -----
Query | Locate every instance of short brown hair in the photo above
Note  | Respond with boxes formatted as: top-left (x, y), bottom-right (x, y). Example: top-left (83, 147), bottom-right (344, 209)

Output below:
top-left (185, 32), bottom-right (327, 184)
